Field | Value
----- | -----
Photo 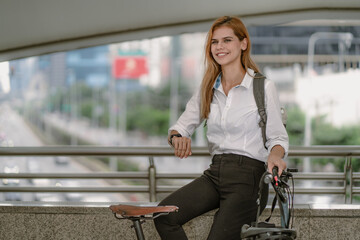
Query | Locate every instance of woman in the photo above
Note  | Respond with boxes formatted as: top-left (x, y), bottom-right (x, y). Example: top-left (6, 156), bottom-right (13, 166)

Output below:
top-left (154, 16), bottom-right (288, 240)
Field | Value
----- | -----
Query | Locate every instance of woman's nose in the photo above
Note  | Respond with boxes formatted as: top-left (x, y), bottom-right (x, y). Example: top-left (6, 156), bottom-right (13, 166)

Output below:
top-left (216, 42), bottom-right (224, 49)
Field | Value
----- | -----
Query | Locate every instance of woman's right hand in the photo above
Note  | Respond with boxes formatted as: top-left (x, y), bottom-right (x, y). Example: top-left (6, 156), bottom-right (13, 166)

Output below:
top-left (171, 136), bottom-right (192, 159)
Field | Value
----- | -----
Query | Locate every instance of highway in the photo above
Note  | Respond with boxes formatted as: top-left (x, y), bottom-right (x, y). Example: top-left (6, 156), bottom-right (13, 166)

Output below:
top-left (0, 103), bottom-right (133, 202)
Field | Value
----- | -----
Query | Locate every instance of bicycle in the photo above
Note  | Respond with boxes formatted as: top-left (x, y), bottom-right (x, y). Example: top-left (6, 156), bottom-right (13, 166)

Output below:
top-left (110, 204), bottom-right (178, 240)
top-left (110, 167), bottom-right (297, 240)
top-left (241, 166), bottom-right (298, 239)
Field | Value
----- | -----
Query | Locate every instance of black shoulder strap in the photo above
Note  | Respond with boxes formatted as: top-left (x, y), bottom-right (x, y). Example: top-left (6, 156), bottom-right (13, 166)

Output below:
top-left (253, 72), bottom-right (267, 149)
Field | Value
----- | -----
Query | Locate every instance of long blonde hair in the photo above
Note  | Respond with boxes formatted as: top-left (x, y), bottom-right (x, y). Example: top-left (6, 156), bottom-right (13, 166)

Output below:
top-left (200, 16), bottom-right (260, 119)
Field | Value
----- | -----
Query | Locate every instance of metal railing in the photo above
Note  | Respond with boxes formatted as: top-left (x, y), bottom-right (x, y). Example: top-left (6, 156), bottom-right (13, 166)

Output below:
top-left (0, 146), bottom-right (359, 203)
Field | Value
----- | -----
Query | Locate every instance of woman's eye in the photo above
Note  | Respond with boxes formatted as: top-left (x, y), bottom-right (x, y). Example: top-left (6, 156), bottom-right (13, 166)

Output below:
top-left (211, 41), bottom-right (217, 44)
top-left (224, 39), bottom-right (231, 42)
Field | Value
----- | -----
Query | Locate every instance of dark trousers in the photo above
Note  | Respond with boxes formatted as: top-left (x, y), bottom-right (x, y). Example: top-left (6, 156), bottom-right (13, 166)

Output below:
top-left (154, 154), bottom-right (269, 240)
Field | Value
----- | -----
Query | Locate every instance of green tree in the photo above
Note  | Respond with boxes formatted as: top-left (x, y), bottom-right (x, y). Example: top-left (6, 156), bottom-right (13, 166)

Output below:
top-left (125, 80), bottom-right (192, 136)
top-left (312, 115), bottom-right (360, 171)
top-left (286, 105), bottom-right (305, 145)
top-left (127, 106), bottom-right (170, 136)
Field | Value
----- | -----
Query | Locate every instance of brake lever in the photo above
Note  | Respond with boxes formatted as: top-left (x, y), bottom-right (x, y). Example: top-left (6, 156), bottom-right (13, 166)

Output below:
top-left (272, 166), bottom-right (280, 186)
top-left (272, 166), bottom-right (287, 202)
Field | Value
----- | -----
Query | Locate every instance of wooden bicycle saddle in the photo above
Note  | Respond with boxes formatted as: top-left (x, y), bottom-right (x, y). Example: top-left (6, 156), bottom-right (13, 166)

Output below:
top-left (109, 204), bottom-right (178, 217)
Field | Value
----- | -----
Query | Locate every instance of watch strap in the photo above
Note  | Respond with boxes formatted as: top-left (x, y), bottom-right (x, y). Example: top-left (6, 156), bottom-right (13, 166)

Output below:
top-left (169, 133), bottom-right (182, 146)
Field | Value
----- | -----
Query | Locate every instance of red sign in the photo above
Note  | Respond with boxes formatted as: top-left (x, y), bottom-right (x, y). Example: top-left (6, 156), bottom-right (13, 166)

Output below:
top-left (112, 56), bottom-right (148, 79)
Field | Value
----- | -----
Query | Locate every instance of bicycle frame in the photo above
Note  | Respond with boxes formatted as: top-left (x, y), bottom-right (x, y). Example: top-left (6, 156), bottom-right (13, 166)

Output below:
top-left (241, 167), bottom-right (297, 239)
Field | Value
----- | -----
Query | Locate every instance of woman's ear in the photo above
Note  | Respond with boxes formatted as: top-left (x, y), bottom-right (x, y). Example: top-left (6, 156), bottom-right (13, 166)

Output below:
top-left (241, 38), bottom-right (248, 51)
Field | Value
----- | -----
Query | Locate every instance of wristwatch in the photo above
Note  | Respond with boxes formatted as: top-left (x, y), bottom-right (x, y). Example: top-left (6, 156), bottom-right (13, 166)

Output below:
top-left (169, 133), bottom-right (182, 146)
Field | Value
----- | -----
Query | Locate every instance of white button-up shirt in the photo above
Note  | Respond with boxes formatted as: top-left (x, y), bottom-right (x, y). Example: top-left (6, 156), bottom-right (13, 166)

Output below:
top-left (169, 68), bottom-right (289, 162)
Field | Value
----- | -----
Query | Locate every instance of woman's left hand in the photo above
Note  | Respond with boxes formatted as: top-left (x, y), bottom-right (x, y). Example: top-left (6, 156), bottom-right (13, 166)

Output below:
top-left (267, 145), bottom-right (286, 176)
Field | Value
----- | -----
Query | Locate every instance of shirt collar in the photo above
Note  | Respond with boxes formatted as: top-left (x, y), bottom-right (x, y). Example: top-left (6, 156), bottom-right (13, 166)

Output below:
top-left (213, 73), bottom-right (222, 89)
top-left (213, 68), bottom-right (255, 90)
top-left (241, 68), bottom-right (255, 89)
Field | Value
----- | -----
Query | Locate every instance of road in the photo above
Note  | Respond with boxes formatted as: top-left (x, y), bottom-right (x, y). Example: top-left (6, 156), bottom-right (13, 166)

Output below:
top-left (43, 111), bottom-right (212, 173)
top-left (0, 103), bottom-right (133, 202)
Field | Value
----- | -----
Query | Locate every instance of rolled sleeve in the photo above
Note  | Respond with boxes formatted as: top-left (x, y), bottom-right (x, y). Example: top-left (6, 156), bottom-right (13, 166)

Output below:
top-left (264, 80), bottom-right (289, 158)
top-left (268, 140), bottom-right (289, 158)
top-left (168, 90), bottom-right (203, 138)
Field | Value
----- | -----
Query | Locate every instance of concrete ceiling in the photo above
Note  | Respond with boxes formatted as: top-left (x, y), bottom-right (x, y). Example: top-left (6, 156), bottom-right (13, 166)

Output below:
top-left (1, 0), bottom-right (360, 62)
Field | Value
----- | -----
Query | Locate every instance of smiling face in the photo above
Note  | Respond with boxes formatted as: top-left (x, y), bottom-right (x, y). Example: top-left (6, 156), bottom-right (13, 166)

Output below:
top-left (210, 26), bottom-right (248, 68)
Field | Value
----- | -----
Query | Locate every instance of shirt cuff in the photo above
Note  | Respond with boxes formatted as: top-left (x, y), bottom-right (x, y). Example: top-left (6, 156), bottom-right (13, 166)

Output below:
top-left (168, 126), bottom-right (190, 138)
top-left (267, 141), bottom-right (289, 159)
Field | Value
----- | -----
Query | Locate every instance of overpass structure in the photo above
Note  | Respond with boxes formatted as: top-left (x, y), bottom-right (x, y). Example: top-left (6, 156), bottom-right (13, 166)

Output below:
top-left (0, 145), bottom-right (360, 239)
top-left (0, 202), bottom-right (359, 239)
top-left (1, 1), bottom-right (360, 239)
top-left (1, 0), bottom-right (360, 62)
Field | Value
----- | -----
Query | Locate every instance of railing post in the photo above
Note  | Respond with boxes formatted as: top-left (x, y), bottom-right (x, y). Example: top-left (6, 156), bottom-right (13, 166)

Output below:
top-left (344, 156), bottom-right (353, 204)
top-left (148, 156), bottom-right (157, 202)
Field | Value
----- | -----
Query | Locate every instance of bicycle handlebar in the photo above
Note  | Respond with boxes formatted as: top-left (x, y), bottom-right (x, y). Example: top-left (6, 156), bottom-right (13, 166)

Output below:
top-left (272, 166), bottom-right (287, 202)
top-left (263, 166), bottom-right (295, 203)
top-left (264, 167), bottom-right (297, 184)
